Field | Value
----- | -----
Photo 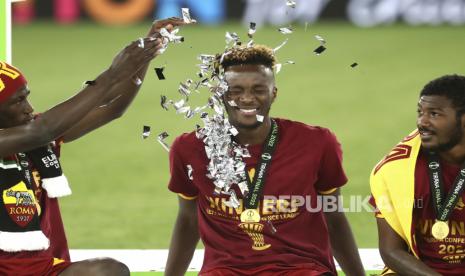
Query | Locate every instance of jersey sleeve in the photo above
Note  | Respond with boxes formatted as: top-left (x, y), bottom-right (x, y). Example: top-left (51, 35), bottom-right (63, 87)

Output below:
top-left (168, 135), bottom-right (199, 199)
top-left (369, 194), bottom-right (384, 218)
top-left (315, 129), bottom-right (348, 193)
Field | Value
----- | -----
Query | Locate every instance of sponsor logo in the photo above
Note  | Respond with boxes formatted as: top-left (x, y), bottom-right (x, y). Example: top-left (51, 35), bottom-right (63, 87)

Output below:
top-left (429, 162), bottom-right (440, 170)
top-left (261, 153), bottom-right (272, 161)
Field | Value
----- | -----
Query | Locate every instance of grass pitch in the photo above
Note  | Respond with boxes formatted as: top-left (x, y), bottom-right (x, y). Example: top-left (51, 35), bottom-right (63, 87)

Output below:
top-left (12, 21), bottom-right (465, 251)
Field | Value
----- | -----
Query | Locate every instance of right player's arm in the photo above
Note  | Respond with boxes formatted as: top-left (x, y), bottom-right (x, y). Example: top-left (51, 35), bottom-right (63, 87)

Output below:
top-left (165, 196), bottom-right (199, 276)
top-left (377, 218), bottom-right (441, 276)
top-left (0, 37), bottom-right (159, 157)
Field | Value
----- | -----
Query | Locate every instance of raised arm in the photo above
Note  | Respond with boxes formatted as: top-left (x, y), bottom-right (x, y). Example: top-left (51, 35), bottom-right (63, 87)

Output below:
top-left (61, 17), bottom-right (187, 143)
top-left (377, 218), bottom-right (441, 276)
top-left (0, 37), bottom-right (160, 157)
top-left (165, 196), bottom-right (199, 276)
top-left (323, 189), bottom-right (365, 276)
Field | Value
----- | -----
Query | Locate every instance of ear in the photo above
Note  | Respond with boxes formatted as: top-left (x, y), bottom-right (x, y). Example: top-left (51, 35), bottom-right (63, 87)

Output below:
top-left (271, 86), bottom-right (277, 103)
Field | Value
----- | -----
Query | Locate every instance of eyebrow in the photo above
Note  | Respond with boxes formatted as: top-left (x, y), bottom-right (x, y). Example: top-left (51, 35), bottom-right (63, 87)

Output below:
top-left (417, 102), bottom-right (445, 110)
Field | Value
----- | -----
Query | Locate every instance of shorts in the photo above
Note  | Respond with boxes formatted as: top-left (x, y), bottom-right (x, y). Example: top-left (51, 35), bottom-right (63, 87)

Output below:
top-left (0, 257), bottom-right (72, 276)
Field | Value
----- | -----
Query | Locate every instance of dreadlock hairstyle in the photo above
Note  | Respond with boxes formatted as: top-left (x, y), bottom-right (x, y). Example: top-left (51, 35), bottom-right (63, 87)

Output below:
top-left (420, 74), bottom-right (465, 117)
top-left (214, 44), bottom-right (277, 74)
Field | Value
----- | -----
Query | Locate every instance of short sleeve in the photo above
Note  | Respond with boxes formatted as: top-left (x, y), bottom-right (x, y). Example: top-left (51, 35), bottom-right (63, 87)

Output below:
top-left (315, 129), bottom-right (348, 192)
top-left (168, 135), bottom-right (199, 198)
top-left (369, 194), bottom-right (384, 218)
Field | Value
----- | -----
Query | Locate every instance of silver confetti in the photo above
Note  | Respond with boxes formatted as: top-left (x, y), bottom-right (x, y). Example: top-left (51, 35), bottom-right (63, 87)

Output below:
top-left (224, 190), bottom-right (240, 208)
top-left (274, 63), bottom-right (282, 74)
top-left (286, 0), bottom-right (296, 8)
top-left (229, 126), bottom-right (239, 136)
top-left (227, 100), bottom-right (237, 107)
top-left (187, 164), bottom-right (194, 180)
top-left (247, 22), bottom-right (256, 38)
top-left (161, 95), bottom-right (170, 111)
top-left (142, 125), bottom-right (151, 139)
top-left (138, 37), bottom-right (144, 48)
top-left (157, 132), bottom-right (170, 152)
top-left (181, 8), bottom-right (197, 23)
top-left (278, 27), bottom-right (293, 34)
top-left (160, 28), bottom-right (184, 44)
top-left (225, 32), bottom-right (240, 45)
top-left (315, 35), bottom-right (326, 45)
top-left (273, 38), bottom-right (289, 53)
top-left (256, 115), bottom-right (264, 122)
top-left (246, 40), bottom-right (254, 48)
top-left (133, 77), bottom-right (142, 86)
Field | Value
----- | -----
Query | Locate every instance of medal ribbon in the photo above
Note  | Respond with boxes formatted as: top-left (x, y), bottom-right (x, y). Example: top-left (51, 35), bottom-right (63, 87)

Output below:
top-left (427, 152), bottom-right (465, 222)
top-left (244, 119), bottom-right (279, 209)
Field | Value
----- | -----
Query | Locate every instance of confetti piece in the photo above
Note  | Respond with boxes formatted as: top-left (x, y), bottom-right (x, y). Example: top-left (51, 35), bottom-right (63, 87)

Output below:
top-left (138, 37), bottom-right (144, 48)
top-left (157, 132), bottom-right (170, 152)
top-left (350, 62), bottom-right (359, 68)
top-left (256, 115), bottom-right (264, 122)
top-left (278, 27), bottom-right (293, 34)
top-left (313, 45), bottom-right (326, 55)
top-left (273, 38), bottom-right (289, 53)
top-left (142, 125), bottom-right (151, 139)
top-left (225, 32), bottom-right (240, 45)
top-left (154, 67), bottom-right (165, 80)
top-left (248, 22), bottom-right (256, 38)
top-left (187, 164), bottom-right (194, 180)
top-left (181, 8), bottom-right (197, 23)
top-left (229, 127), bottom-right (239, 136)
top-left (286, 0), bottom-right (296, 8)
top-left (160, 95), bottom-right (170, 111)
top-left (315, 35), bottom-right (326, 45)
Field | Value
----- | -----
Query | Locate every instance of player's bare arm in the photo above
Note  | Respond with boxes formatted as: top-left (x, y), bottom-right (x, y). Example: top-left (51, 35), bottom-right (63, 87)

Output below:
top-left (0, 38), bottom-right (159, 157)
top-left (323, 188), bottom-right (365, 276)
top-left (165, 196), bottom-right (199, 276)
top-left (377, 218), bottom-right (441, 276)
top-left (61, 18), bottom-right (188, 142)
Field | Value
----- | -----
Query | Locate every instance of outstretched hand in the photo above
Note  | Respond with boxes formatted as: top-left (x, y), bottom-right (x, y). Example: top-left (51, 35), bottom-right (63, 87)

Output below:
top-left (108, 37), bottom-right (163, 80)
top-left (147, 17), bottom-right (189, 37)
top-left (108, 17), bottom-right (192, 81)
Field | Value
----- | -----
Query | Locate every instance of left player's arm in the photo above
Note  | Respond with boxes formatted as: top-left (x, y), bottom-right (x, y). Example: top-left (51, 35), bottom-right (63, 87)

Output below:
top-left (322, 188), bottom-right (365, 276)
top-left (62, 17), bottom-right (186, 143)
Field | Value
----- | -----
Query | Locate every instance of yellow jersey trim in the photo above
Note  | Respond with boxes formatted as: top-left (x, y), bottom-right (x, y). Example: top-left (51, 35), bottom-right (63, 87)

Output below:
top-left (178, 193), bottom-right (197, 200)
top-left (318, 188), bottom-right (337, 195)
top-left (52, 258), bottom-right (65, 266)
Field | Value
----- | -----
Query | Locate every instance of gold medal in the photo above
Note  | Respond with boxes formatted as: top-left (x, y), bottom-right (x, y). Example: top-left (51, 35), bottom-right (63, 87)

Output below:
top-left (240, 209), bottom-right (260, 223)
top-left (431, 220), bottom-right (449, 240)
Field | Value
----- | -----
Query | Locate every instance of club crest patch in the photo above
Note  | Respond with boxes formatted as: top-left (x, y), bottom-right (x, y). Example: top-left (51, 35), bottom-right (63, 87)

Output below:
top-left (3, 181), bottom-right (38, 227)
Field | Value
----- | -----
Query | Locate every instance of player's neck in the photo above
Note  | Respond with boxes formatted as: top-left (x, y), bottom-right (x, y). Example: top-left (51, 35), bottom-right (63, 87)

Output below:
top-left (235, 118), bottom-right (272, 146)
top-left (439, 143), bottom-right (465, 165)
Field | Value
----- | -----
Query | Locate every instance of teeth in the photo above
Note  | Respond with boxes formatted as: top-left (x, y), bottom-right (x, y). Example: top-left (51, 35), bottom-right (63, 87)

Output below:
top-left (239, 108), bottom-right (257, 113)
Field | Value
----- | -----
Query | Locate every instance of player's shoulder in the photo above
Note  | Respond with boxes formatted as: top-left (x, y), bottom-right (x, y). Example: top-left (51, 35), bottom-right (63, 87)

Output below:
top-left (276, 118), bottom-right (337, 140)
top-left (172, 130), bottom-right (203, 152)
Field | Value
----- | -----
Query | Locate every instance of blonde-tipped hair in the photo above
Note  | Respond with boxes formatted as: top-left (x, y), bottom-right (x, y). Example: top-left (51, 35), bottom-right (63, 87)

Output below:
top-left (215, 44), bottom-right (276, 72)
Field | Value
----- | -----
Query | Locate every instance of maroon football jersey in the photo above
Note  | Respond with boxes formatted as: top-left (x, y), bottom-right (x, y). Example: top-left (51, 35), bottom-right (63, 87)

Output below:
top-left (413, 151), bottom-right (465, 275)
top-left (169, 118), bottom-right (347, 275)
top-left (370, 150), bottom-right (465, 275)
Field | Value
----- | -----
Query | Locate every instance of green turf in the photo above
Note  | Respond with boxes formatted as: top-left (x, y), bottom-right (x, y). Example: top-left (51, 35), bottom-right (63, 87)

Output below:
top-left (11, 21), bottom-right (465, 250)
top-left (0, 1), bottom-right (6, 60)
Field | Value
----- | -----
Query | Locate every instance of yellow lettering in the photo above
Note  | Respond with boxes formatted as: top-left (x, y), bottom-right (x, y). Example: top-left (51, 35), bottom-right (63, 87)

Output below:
top-left (451, 221), bottom-right (465, 236)
top-left (262, 199), bottom-right (275, 215)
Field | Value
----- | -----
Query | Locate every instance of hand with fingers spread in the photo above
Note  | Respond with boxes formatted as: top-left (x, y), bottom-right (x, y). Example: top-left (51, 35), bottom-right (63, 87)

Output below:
top-left (109, 37), bottom-right (163, 80)
top-left (147, 17), bottom-right (189, 37)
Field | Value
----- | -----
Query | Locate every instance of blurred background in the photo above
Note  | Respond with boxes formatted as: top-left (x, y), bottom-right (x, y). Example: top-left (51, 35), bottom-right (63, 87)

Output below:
top-left (6, 0), bottom-right (465, 253)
